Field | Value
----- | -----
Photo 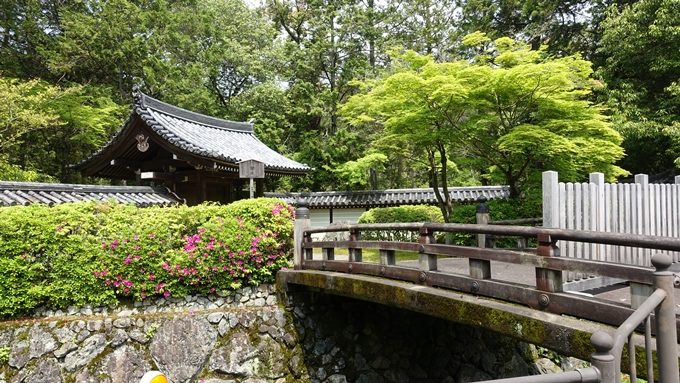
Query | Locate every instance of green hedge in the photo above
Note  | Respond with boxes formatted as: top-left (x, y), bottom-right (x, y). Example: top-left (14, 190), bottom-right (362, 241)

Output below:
top-left (357, 199), bottom-right (541, 244)
top-left (0, 198), bottom-right (294, 317)
top-left (358, 205), bottom-right (445, 224)
top-left (358, 205), bottom-right (444, 242)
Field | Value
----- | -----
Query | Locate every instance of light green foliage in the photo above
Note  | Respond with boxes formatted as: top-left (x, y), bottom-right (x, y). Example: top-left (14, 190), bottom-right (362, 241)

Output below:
top-left (359, 205), bottom-right (444, 241)
top-left (0, 162), bottom-right (55, 182)
top-left (0, 76), bottom-right (125, 182)
top-left (0, 199), bottom-right (294, 317)
top-left (333, 153), bottom-right (388, 189)
top-left (145, 323), bottom-right (159, 338)
top-left (342, 35), bottom-right (626, 221)
top-left (0, 77), bottom-right (61, 152)
top-left (359, 205), bottom-right (445, 224)
top-left (12, 84), bottom-right (125, 182)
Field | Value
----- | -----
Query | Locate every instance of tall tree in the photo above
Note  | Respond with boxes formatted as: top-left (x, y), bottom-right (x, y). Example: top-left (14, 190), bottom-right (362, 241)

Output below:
top-left (341, 37), bottom-right (626, 220)
top-left (266, 0), bottom-right (376, 190)
top-left (46, 0), bottom-right (279, 112)
top-left (597, 0), bottom-right (680, 175)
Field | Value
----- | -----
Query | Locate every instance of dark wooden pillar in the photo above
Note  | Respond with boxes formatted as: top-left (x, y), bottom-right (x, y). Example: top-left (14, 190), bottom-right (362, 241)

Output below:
top-left (197, 169), bottom-right (207, 203)
top-left (256, 179), bottom-right (264, 197)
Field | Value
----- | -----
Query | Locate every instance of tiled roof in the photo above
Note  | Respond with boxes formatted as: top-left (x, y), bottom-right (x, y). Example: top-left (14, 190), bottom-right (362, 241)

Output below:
top-left (0, 181), bottom-right (179, 207)
top-left (79, 92), bottom-right (310, 175)
top-left (267, 186), bottom-right (510, 208)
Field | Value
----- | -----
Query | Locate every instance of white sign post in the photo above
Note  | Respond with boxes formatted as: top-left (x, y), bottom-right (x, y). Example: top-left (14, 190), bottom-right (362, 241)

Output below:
top-left (238, 159), bottom-right (265, 198)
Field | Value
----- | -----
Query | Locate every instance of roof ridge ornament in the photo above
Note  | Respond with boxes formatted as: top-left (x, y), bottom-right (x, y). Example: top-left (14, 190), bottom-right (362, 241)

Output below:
top-left (132, 85), bottom-right (145, 107)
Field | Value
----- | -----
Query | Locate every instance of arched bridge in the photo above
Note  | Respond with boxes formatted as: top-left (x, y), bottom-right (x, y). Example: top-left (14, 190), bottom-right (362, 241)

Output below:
top-left (277, 205), bottom-right (680, 383)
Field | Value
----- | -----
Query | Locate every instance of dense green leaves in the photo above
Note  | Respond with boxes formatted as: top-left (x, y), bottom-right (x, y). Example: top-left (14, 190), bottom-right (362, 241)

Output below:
top-left (0, 198), bottom-right (294, 317)
top-left (342, 36), bottom-right (626, 219)
top-left (1, 0), bottom-right (678, 191)
top-left (598, 0), bottom-right (680, 174)
top-left (0, 77), bottom-right (124, 182)
top-left (0, 77), bottom-right (61, 153)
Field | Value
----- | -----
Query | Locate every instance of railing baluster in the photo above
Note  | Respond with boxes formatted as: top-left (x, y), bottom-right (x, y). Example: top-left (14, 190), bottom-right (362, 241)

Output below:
top-left (419, 227), bottom-right (437, 271)
top-left (627, 333), bottom-right (636, 383)
top-left (322, 247), bottom-right (334, 261)
top-left (380, 249), bottom-right (396, 265)
top-left (304, 232), bottom-right (313, 260)
top-left (349, 228), bottom-right (362, 262)
top-left (645, 316), bottom-right (654, 383)
top-left (293, 202), bottom-right (311, 269)
top-left (535, 234), bottom-right (563, 292)
top-left (591, 331), bottom-right (616, 383)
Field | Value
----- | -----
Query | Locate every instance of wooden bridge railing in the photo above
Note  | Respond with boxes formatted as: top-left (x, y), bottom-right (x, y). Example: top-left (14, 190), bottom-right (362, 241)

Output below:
top-left (293, 203), bottom-right (680, 383)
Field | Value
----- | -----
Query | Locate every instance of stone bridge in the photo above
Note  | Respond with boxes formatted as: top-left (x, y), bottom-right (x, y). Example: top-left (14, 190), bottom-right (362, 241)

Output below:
top-left (288, 203), bottom-right (680, 383)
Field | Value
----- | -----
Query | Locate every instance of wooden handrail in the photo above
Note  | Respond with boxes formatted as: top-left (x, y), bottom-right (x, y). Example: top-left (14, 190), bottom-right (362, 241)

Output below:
top-left (304, 222), bottom-right (680, 251)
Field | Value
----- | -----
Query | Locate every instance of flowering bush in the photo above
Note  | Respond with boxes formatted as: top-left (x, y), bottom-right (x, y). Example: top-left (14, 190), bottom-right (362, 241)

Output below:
top-left (0, 198), bottom-right (294, 317)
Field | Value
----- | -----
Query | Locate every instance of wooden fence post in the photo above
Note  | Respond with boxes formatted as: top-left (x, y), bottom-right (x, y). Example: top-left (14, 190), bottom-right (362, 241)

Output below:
top-left (294, 198), bottom-right (311, 269)
top-left (471, 198), bottom-right (491, 279)
top-left (542, 171), bottom-right (559, 229)
top-left (631, 174), bottom-right (652, 307)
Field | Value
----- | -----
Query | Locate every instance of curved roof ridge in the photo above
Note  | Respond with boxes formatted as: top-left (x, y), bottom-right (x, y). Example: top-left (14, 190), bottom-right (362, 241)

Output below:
top-left (0, 181), bottom-right (178, 207)
top-left (135, 91), bottom-right (254, 133)
top-left (0, 180), bottom-right (162, 193)
top-left (285, 185), bottom-right (509, 195)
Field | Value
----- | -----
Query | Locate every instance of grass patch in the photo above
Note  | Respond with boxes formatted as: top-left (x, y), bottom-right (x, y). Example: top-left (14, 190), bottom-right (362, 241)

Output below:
top-left (313, 249), bottom-right (419, 263)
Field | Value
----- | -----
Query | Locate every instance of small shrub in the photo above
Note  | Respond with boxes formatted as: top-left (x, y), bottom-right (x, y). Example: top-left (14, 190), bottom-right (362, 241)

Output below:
top-left (356, 198), bottom-right (541, 245)
top-left (359, 205), bottom-right (444, 242)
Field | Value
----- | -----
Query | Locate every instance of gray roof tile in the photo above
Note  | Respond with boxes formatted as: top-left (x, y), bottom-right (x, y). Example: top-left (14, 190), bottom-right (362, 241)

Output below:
top-left (140, 107), bottom-right (308, 172)
top-left (267, 186), bottom-right (510, 208)
top-left (0, 181), bottom-right (179, 207)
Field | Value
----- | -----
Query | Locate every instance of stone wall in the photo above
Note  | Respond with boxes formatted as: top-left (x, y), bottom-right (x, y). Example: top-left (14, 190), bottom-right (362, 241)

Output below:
top-left (286, 289), bottom-right (536, 383)
top-left (0, 284), bottom-right (550, 383)
top-left (0, 285), bottom-right (310, 383)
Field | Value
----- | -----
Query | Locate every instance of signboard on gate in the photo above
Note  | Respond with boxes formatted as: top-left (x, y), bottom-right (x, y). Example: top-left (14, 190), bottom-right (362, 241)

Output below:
top-left (238, 159), bottom-right (265, 179)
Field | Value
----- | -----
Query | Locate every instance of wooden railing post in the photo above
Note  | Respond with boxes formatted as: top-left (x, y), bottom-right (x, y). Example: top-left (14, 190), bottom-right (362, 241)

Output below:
top-left (349, 228), bottom-right (362, 262)
top-left (471, 198), bottom-right (491, 279)
top-left (322, 246), bottom-right (335, 261)
top-left (380, 249), bottom-right (396, 265)
top-left (419, 226), bottom-right (437, 271)
top-left (535, 234), bottom-right (563, 293)
top-left (293, 199), bottom-right (311, 269)
top-left (651, 253), bottom-right (679, 383)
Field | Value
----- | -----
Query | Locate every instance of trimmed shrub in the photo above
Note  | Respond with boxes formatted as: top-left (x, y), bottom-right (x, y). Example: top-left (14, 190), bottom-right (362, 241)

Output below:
top-left (358, 205), bottom-right (445, 225)
top-left (357, 199), bottom-right (541, 245)
top-left (0, 198), bottom-right (294, 317)
top-left (358, 205), bottom-right (444, 242)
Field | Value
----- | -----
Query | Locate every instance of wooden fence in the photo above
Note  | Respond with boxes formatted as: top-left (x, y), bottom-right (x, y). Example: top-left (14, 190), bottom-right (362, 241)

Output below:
top-left (542, 171), bottom-right (680, 287)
